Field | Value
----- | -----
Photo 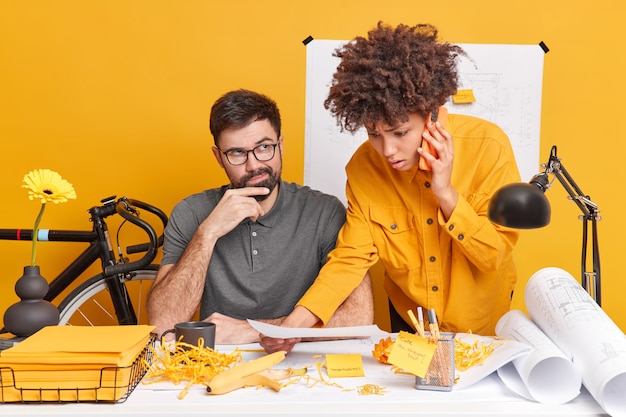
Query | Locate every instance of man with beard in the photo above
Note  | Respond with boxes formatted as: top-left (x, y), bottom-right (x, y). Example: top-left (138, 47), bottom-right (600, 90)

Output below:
top-left (147, 89), bottom-right (374, 344)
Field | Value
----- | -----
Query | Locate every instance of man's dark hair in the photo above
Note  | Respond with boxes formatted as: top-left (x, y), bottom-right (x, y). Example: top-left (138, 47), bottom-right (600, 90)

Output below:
top-left (324, 22), bottom-right (466, 132)
top-left (209, 89), bottom-right (282, 145)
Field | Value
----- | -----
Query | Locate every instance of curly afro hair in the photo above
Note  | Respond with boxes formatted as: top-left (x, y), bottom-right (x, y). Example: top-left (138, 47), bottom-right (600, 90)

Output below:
top-left (324, 22), bottom-right (466, 133)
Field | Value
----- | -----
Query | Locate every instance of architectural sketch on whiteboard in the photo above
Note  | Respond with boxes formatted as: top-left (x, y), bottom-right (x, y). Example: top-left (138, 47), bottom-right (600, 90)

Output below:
top-left (304, 40), bottom-right (545, 206)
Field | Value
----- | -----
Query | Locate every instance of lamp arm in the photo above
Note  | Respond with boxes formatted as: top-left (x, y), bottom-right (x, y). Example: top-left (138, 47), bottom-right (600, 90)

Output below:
top-left (543, 145), bottom-right (600, 220)
top-left (551, 166), bottom-right (599, 219)
top-left (544, 147), bottom-right (601, 305)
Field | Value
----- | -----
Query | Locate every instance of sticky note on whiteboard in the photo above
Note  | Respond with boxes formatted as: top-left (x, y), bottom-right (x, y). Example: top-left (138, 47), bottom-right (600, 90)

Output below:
top-left (452, 89), bottom-right (475, 104)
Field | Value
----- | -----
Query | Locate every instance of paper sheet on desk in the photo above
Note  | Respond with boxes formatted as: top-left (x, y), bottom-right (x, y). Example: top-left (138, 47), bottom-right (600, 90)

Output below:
top-left (247, 319), bottom-right (388, 339)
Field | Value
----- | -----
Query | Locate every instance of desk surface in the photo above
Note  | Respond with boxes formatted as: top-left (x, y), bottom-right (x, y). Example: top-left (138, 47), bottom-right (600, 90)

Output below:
top-left (0, 339), bottom-right (611, 417)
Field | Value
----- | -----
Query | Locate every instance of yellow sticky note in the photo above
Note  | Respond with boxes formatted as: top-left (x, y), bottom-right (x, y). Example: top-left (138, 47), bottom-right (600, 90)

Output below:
top-left (325, 353), bottom-right (365, 378)
top-left (387, 331), bottom-right (437, 378)
top-left (452, 89), bottom-right (475, 103)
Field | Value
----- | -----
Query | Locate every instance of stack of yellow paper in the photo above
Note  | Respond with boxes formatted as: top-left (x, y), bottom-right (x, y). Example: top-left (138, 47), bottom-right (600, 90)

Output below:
top-left (0, 325), bottom-right (154, 402)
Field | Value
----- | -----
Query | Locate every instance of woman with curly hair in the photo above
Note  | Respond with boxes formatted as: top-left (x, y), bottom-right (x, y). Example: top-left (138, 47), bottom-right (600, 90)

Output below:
top-left (261, 22), bottom-right (521, 353)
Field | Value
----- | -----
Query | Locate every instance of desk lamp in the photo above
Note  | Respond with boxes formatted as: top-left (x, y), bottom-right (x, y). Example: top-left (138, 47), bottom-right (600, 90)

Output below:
top-left (488, 145), bottom-right (602, 305)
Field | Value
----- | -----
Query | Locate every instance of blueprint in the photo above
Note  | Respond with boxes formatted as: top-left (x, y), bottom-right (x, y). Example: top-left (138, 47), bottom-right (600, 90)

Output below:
top-left (520, 267), bottom-right (626, 415)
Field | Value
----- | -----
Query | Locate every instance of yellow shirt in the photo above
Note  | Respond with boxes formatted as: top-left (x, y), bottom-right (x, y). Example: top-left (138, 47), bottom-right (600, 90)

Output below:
top-left (298, 113), bottom-right (521, 335)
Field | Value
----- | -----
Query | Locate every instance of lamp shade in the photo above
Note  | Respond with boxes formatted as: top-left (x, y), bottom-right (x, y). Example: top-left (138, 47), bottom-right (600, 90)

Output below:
top-left (488, 182), bottom-right (551, 229)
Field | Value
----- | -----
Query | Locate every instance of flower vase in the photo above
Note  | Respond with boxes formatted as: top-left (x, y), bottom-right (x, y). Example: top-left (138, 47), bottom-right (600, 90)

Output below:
top-left (3, 265), bottom-right (60, 337)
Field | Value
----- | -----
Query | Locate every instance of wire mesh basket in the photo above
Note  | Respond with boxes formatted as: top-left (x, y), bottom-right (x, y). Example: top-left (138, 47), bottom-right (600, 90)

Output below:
top-left (0, 333), bottom-right (156, 403)
top-left (415, 332), bottom-right (455, 392)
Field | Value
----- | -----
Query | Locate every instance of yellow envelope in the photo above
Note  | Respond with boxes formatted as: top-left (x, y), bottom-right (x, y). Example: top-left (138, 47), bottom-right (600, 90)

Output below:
top-left (0, 325), bottom-right (154, 402)
top-left (0, 325), bottom-right (154, 364)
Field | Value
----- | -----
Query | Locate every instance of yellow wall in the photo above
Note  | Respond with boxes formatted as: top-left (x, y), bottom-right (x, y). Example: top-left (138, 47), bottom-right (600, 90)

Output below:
top-left (1, 1), bottom-right (625, 332)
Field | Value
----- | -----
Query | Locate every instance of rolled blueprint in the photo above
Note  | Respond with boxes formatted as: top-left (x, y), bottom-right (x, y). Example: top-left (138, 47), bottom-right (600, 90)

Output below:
top-left (495, 309), bottom-right (581, 404)
top-left (524, 267), bottom-right (626, 416)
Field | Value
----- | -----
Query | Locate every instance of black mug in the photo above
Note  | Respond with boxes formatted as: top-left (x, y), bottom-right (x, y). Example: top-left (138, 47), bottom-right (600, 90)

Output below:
top-left (160, 321), bottom-right (216, 349)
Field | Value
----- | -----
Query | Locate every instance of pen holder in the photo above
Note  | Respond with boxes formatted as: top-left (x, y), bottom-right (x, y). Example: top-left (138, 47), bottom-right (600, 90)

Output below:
top-left (415, 332), bottom-right (455, 392)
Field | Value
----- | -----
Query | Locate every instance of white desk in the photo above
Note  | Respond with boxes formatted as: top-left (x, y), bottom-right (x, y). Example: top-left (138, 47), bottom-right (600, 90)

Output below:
top-left (0, 339), bottom-right (611, 417)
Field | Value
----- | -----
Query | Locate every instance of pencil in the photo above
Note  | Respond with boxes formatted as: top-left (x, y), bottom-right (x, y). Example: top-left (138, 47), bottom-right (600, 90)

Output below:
top-left (426, 308), bottom-right (440, 341)
top-left (417, 307), bottom-right (425, 337)
top-left (406, 309), bottom-right (425, 337)
top-left (426, 308), bottom-right (447, 386)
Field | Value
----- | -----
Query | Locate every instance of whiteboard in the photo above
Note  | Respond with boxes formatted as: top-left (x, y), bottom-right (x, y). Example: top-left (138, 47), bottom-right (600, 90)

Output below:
top-left (303, 40), bottom-right (545, 206)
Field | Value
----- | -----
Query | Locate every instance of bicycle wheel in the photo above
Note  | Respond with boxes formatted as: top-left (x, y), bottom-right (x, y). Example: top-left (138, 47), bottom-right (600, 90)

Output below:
top-left (57, 267), bottom-right (158, 326)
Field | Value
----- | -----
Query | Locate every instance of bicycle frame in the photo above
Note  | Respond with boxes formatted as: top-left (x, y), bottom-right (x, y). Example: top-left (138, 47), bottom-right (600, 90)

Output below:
top-left (0, 196), bottom-right (167, 327)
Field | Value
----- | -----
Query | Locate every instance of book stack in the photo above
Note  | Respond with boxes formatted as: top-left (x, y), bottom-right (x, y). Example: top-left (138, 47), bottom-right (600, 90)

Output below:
top-left (0, 325), bottom-right (154, 402)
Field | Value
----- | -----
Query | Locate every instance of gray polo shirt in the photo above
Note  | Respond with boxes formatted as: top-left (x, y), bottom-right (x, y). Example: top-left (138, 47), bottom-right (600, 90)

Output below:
top-left (161, 180), bottom-right (346, 320)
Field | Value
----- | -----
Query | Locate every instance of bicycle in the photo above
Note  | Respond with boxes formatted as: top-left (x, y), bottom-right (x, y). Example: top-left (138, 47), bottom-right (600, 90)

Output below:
top-left (0, 195), bottom-right (168, 330)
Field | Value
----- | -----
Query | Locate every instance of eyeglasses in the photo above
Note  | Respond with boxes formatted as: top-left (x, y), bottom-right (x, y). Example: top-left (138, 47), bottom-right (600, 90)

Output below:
top-left (218, 142), bottom-right (279, 166)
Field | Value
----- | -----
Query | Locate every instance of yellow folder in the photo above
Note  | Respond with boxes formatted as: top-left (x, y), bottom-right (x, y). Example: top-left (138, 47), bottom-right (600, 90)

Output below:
top-left (0, 325), bottom-right (154, 402)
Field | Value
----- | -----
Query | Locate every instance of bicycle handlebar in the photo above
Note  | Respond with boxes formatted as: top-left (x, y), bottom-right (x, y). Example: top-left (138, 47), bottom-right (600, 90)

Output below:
top-left (103, 197), bottom-right (168, 277)
top-left (0, 196), bottom-right (169, 278)
top-left (125, 200), bottom-right (168, 254)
